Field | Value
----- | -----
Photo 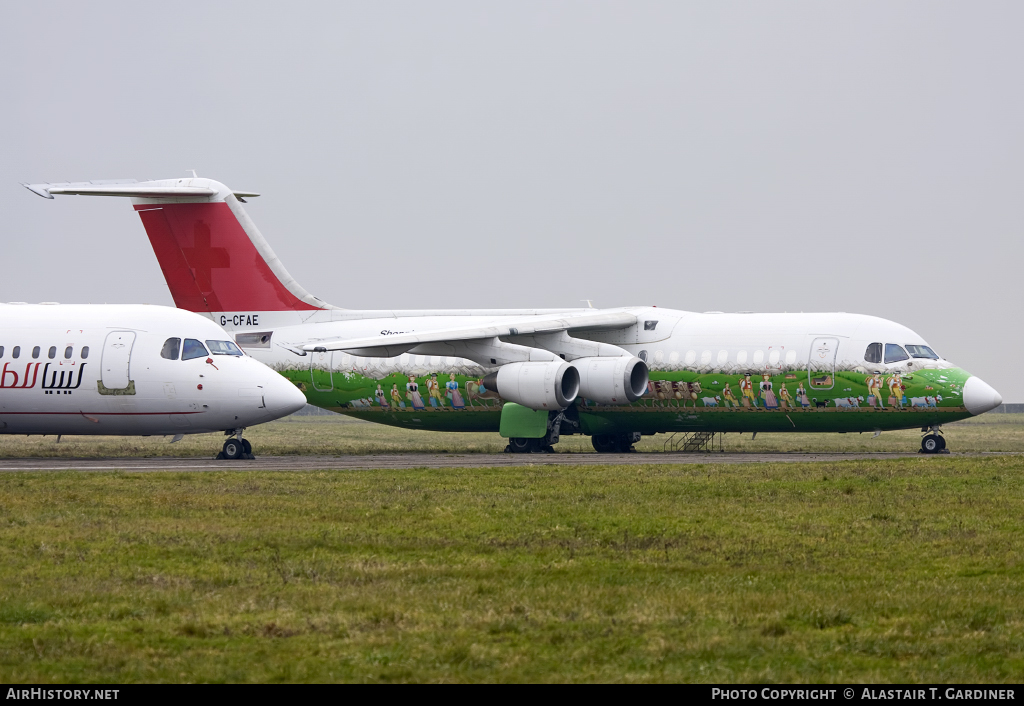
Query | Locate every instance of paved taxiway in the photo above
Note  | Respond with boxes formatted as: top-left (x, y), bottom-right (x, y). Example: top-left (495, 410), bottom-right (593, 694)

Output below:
top-left (0, 451), bottom-right (978, 472)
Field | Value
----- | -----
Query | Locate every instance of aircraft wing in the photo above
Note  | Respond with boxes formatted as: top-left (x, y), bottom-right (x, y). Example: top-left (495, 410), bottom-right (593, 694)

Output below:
top-left (299, 309), bottom-right (638, 353)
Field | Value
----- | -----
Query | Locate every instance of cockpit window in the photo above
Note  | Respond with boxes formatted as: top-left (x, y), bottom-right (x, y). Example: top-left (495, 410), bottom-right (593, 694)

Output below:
top-left (206, 340), bottom-right (243, 356)
top-left (864, 342), bottom-right (882, 364)
top-left (181, 339), bottom-right (209, 361)
top-left (906, 345), bottom-right (939, 360)
top-left (161, 338), bottom-right (181, 361)
top-left (884, 343), bottom-right (909, 364)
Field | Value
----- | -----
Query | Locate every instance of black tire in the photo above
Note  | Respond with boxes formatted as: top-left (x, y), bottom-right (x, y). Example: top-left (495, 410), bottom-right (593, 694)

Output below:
top-left (508, 437), bottom-right (538, 454)
top-left (223, 438), bottom-right (244, 460)
top-left (592, 434), bottom-right (620, 453)
top-left (242, 439), bottom-right (253, 454)
top-left (921, 434), bottom-right (941, 454)
top-left (616, 434), bottom-right (637, 453)
top-left (937, 435), bottom-right (947, 451)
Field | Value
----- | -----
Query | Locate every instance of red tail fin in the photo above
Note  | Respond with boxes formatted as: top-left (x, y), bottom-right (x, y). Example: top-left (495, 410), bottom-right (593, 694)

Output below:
top-left (135, 201), bottom-right (320, 313)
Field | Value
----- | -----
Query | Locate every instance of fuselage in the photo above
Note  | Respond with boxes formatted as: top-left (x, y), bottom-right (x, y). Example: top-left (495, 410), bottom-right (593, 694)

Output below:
top-left (226, 306), bottom-right (1001, 436)
top-left (0, 304), bottom-right (306, 436)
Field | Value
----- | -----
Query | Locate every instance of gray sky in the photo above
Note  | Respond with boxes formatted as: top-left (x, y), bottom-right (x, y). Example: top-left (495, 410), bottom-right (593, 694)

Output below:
top-left (2, 2), bottom-right (1021, 398)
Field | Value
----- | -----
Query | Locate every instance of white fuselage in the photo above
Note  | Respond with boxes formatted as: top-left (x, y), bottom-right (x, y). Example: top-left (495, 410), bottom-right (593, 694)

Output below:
top-left (230, 307), bottom-right (950, 379)
top-left (0, 304), bottom-right (306, 435)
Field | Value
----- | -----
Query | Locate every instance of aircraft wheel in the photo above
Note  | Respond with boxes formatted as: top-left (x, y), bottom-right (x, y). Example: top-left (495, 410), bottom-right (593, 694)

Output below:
top-left (937, 435), bottom-right (946, 451)
top-left (616, 433), bottom-right (639, 453)
top-left (241, 438), bottom-right (255, 459)
top-left (507, 437), bottom-right (539, 454)
top-left (921, 434), bottom-right (942, 454)
top-left (222, 438), bottom-right (245, 460)
top-left (592, 434), bottom-right (620, 453)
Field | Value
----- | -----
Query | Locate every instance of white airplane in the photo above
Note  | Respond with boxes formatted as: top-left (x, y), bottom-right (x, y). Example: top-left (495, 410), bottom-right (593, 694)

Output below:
top-left (0, 303), bottom-right (306, 458)
top-left (25, 176), bottom-right (1003, 455)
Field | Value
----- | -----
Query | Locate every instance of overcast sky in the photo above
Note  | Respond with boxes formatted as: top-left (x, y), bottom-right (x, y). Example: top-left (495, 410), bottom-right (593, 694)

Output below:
top-left (1, 2), bottom-right (1021, 398)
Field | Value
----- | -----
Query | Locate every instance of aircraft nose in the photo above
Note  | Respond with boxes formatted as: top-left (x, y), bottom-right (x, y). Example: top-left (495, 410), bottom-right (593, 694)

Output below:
top-left (263, 371), bottom-right (308, 418)
top-left (963, 376), bottom-right (1003, 415)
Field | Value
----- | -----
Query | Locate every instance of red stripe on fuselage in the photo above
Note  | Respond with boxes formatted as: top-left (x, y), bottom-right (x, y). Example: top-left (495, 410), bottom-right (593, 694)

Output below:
top-left (134, 202), bottom-right (318, 313)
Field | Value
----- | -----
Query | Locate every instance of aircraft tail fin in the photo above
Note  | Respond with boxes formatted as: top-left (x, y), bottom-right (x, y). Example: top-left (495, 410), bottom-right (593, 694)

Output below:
top-left (23, 178), bottom-right (330, 315)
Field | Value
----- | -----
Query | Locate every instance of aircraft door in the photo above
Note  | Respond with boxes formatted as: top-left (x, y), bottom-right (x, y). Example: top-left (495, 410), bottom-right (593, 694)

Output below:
top-left (808, 337), bottom-right (838, 391)
top-left (101, 331), bottom-right (136, 390)
top-left (310, 349), bottom-right (333, 391)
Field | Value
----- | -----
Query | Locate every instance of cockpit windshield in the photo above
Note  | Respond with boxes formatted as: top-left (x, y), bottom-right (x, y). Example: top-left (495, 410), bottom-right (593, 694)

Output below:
top-left (884, 343), bottom-right (909, 364)
top-left (207, 340), bottom-right (244, 356)
top-left (905, 344), bottom-right (939, 360)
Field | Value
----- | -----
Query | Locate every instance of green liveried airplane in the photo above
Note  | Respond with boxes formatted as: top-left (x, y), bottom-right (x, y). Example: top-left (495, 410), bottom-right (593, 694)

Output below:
top-left (25, 176), bottom-right (1003, 456)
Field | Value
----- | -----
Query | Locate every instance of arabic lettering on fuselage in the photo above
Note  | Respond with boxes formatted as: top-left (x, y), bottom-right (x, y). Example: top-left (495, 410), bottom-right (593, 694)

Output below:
top-left (0, 362), bottom-right (87, 390)
top-left (41, 363), bottom-right (87, 390)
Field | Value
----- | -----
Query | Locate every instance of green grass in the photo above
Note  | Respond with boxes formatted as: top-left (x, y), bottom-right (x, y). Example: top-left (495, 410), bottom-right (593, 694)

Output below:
top-left (1, 456), bottom-right (1023, 682)
top-left (0, 411), bottom-right (1022, 458)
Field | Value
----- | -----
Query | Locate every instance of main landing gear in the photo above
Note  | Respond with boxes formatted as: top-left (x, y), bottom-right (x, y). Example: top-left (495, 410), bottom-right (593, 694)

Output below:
top-left (592, 432), bottom-right (642, 453)
top-left (218, 430), bottom-right (255, 460)
top-left (920, 426), bottom-right (948, 455)
top-left (505, 437), bottom-right (554, 454)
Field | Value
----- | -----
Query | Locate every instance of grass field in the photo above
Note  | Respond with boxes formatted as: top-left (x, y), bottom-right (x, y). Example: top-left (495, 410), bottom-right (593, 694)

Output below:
top-left (1, 454), bottom-right (1023, 682)
top-left (0, 411), bottom-right (1022, 458)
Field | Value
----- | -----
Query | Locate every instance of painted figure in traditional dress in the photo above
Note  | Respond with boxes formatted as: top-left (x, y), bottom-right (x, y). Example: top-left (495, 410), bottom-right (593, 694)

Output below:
top-left (759, 373), bottom-right (778, 409)
top-left (796, 382), bottom-right (810, 408)
top-left (427, 373), bottom-right (446, 409)
top-left (865, 374), bottom-right (884, 408)
top-left (887, 373), bottom-right (905, 409)
top-left (721, 382), bottom-right (739, 408)
top-left (778, 382), bottom-right (793, 409)
top-left (406, 375), bottom-right (426, 409)
top-left (375, 383), bottom-right (389, 409)
top-left (740, 373), bottom-right (758, 407)
top-left (446, 373), bottom-right (465, 409)
top-left (391, 383), bottom-right (405, 408)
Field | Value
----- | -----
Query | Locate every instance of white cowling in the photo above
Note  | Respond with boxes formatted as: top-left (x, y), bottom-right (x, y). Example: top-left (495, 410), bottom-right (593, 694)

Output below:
top-left (484, 361), bottom-right (580, 411)
top-left (572, 356), bottom-right (649, 405)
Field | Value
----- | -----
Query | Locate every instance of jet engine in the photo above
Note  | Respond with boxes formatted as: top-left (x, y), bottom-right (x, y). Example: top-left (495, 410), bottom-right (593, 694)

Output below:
top-left (572, 356), bottom-right (649, 405)
top-left (482, 361), bottom-right (579, 410)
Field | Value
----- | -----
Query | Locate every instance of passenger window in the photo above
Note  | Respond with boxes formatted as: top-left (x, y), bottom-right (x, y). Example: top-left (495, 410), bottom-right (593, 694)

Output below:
top-left (32, 346), bottom-right (40, 359)
top-left (864, 342), bottom-right (882, 364)
top-left (905, 344), bottom-right (939, 360)
top-left (884, 343), bottom-right (909, 364)
top-left (81, 346), bottom-right (89, 359)
top-left (161, 338), bottom-right (181, 361)
top-left (206, 340), bottom-right (244, 356)
top-left (181, 339), bottom-right (209, 361)
top-left (12, 346), bottom-right (20, 359)
top-left (48, 346), bottom-right (56, 359)
top-left (0, 346), bottom-right (4, 358)
top-left (64, 346), bottom-right (73, 359)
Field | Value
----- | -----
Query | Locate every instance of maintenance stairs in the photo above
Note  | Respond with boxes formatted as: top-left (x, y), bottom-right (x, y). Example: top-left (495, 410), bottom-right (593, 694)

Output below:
top-left (662, 431), bottom-right (722, 453)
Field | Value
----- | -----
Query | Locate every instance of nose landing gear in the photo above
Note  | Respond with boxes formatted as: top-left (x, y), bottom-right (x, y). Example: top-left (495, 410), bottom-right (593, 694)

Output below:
top-left (218, 430), bottom-right (255, 460)
top-left (920, 426), bottom-right (948, 454)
